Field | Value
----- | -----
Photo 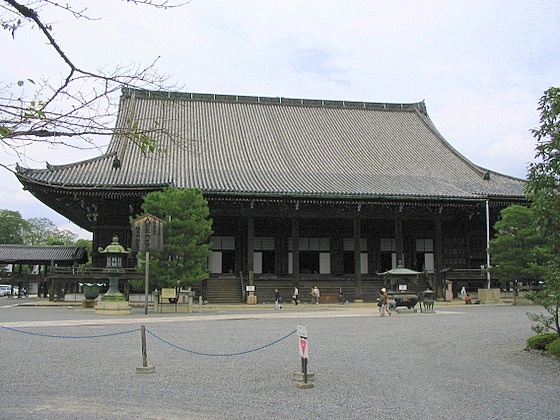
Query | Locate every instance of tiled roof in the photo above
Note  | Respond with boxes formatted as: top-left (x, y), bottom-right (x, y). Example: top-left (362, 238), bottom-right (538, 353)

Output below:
top-left (0, 245), bottom-right (88, 264)
top-left (16, 88), bottom-right (526, 200)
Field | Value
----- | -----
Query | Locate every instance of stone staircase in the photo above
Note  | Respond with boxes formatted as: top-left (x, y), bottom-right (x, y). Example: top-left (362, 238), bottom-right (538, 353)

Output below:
top-left (205, 277), bottom-right (243, 303)
top-left (203, 275), bottom-right (433, 304)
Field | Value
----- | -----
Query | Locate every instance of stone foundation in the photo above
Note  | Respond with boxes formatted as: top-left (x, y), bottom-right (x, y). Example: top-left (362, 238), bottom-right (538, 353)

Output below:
top-left (95, 300), bottom-right (131, 315)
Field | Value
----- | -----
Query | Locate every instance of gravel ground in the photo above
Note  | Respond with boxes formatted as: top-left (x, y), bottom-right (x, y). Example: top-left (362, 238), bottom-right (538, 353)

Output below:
top-left (0, 301), bottom-right (558, 419)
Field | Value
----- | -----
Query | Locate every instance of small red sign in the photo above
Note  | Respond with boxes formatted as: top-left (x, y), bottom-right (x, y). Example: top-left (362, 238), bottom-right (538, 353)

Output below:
top-left (299, 337), bottom-right (309, 359)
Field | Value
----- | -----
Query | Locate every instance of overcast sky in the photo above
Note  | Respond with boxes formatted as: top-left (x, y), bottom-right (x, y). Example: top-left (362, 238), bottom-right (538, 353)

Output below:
top-left (1, 0), bottom-right (559, 239)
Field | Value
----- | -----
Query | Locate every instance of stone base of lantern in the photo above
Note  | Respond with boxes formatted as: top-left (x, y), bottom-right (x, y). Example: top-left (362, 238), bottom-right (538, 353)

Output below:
top-left (82, 299), bottom-right (97, 308)
top-left (95, 300), bottom-right (131, 315)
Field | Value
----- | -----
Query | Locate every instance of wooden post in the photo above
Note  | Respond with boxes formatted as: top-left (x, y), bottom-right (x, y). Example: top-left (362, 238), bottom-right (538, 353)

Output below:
top-left (144, 251), bottom-right (150, 315)
top-left (136, 324), bottom-right (155, 374)
top-left (141, 325), bottom-right (148, 367)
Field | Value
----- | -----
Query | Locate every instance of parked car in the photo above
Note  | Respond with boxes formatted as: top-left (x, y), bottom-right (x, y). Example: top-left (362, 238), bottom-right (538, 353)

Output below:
top-left (0, 285), bottom-right (19, 296)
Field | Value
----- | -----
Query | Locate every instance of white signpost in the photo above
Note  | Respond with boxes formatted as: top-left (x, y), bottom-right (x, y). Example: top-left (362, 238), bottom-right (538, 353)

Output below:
top-left (296, 325), bottom-right (313, 388)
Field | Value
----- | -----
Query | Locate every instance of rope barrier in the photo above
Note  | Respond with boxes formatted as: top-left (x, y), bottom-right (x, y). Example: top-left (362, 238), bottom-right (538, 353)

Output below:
top-left (0, 324), bottom-right (297, 357)
top-left (146, 328), bottom-right (297, 357)
top-left (0, 325), bottom-right (139, 339)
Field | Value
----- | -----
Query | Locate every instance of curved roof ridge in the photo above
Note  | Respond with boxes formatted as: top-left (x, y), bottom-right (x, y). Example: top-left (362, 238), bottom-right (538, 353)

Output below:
top-left (472, 165), bottom-right (527, 182)
top-left (16, 152), bottom-right (117, 175)
top-left (411, 106), bottom-right (527, 183)
top-left (123, 87), bottom-right (428, 114)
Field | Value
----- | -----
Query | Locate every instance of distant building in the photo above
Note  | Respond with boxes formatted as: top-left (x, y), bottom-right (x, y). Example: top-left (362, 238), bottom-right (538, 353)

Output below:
top-left (0, 244), bottom-right (88, 298)
top-left (16, 89), bottom-right (527, 302)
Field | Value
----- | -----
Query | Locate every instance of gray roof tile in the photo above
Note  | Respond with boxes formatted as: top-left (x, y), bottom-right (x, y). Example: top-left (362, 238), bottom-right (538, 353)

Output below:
top-left (16, 89), bottom-right (526, 200)
top-left (0, 245), bottom-right (88, 264)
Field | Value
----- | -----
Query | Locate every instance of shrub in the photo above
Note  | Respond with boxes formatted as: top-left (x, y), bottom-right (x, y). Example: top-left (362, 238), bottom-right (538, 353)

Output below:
top-left (545, 338), bottom-right (560, 358)
top-left (526, 333), bottom-right (558, 350)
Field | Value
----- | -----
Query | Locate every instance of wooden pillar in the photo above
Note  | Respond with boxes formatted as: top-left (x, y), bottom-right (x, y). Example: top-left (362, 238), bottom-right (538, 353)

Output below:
top-left (247, 214), bottom-right (254, 285)
top-left (435, 209), bottom-right (444, 299)
top-left (353, 214), bottom-right (362, 299)
top-left (48, 260), bottom-right (55, 301)
top-left (395, 209), bottom-right (404, 266)
top-left (292, 214), bottom-right (300, 285)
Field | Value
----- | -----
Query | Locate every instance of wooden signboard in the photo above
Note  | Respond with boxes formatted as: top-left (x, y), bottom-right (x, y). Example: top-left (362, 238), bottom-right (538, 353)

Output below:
top-left (161, 288), bottom-right (177, 299)
top-left (131, 215), bottom-right (165, 252)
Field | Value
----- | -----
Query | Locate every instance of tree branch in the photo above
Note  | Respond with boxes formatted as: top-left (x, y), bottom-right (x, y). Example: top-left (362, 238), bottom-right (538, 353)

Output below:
top-left (1, 0), bottom-right (183, 159)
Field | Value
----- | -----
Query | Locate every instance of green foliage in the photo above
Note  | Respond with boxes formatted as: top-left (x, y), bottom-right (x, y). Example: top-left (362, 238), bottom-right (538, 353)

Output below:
top-left (2, 17), bottom-right (22, 38)
top-left (0, 125), bottom-right (12, 138)
top-left (526, 333), bottom-right (558, 350)
top-left (23, 217), bottom-right (77, 245)
top-left (525, 88), bottom-right (560, 340)
top-left (126, 119), bottom-right (164, 153)
top-left (139, 188), bottom-right (213, 290)
top-left (545, 337), bottom-right (560, 357)
top-left (0, 209), bottom-right (25, 244)
top-left (23, 100), bottom-right (46, 119)
top-left (488, 205), bottom-right (547, 284)
top-left (17, 79), bottom-right (35, 87)
top-left (0, 209), bottom-right (80, 246)
top-left (545, 338), bottom-right (560, 357)
top-left (75, 239), bottom-right (93, 266)
top-left (525, 261), bottom-right (560, 335)
top-left (526, 87), bottom-right (560, 248)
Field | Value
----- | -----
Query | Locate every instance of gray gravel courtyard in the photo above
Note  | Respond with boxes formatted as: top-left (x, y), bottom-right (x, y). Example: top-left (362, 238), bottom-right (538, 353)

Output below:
top-left (0, 301), bottom-right (558, 419)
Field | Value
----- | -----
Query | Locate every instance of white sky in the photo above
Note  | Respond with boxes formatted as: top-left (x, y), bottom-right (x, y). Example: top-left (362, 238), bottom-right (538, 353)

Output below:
top-left (1, 0), bottom-right (559, 239)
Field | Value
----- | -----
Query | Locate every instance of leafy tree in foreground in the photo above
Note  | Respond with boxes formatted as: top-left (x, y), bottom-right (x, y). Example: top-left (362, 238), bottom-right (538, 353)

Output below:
top-left (526, 87), bottom-right (560, 337)
top-left (1, 0), bottom-right (183, 166)
top-left (488, 205), bottom-right (547, 293)
top-left (138, 188), bottom-right (213, 290)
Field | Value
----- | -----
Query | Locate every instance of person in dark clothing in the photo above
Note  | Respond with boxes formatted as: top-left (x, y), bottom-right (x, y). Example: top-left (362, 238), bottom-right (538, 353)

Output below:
top-left (274, 289), bottom-right (282, 310)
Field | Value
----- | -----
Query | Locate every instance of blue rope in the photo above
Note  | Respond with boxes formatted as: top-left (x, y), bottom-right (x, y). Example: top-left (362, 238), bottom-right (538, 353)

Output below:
top-left (0, 325), bottom-right (139, 339)
top-left (1, 324), bottom-right (298, 357)
top-left (146, 328), bottom-right (297, 357)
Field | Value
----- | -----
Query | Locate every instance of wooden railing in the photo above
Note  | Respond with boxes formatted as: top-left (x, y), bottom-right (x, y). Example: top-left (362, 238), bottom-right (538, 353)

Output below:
top-left (0, 273), bottom-right (46, 283)
top-left (48, 266), bottom-right (143, 281)
top-left (444, 268), bottom-right (489, 279)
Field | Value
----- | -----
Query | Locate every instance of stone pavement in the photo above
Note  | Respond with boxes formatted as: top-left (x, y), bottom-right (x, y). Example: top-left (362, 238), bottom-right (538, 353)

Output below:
top-left (0, 299), bottom-right (558, 419)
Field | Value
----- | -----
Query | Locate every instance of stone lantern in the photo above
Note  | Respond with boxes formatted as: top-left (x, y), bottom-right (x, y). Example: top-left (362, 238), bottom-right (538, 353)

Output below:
top-left (95, 235), bottom-right (131, 315)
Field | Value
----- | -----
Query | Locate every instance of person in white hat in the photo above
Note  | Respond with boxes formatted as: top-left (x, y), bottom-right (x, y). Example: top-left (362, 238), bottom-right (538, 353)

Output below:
top-left (379, 288), bottom-right (391, 316)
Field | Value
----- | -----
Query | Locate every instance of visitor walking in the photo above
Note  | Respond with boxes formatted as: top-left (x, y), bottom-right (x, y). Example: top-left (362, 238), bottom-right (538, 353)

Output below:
top-left (312, 286), bottom-right (320, 304)
top-left (274, 289), bottom-right (282, 310)
top-left (293, 286), bottom-right (299, 305)
top-left (379, 287), bottom-right (391, 316)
